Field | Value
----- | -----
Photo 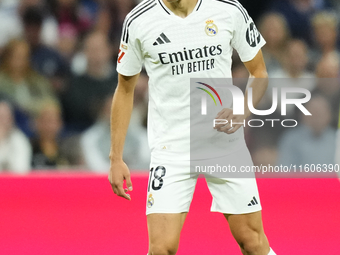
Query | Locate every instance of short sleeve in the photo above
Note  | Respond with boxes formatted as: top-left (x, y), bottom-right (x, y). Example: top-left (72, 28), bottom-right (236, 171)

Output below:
top-left (230, 7), bottom-right (266, 63)
top-left (116, 17), bottom-right (144, 76)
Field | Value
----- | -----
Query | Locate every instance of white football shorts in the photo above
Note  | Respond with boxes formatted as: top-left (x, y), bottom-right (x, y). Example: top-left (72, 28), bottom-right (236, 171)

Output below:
top-left (146, 145), bottom-right (262, 215)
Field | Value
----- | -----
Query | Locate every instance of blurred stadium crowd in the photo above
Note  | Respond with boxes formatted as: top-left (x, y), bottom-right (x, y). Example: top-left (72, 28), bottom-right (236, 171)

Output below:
top-left (0, 0), bottom-right (339, 173)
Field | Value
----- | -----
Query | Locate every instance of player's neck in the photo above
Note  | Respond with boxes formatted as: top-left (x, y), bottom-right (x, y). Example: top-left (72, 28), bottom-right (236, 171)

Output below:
top-left (162, 0), bottom-right (198, 18)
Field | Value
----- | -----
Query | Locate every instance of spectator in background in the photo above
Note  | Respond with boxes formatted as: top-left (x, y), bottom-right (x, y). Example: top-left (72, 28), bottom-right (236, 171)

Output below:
top-left (95, 0), bottom-right (136, 59)
top-left (19, 0), bottom-right (59, 48)
top-left (95, 0), bottom-right (136, 41)
top-left (56, 22), bottom-right (79, 61)
top-left (278, 95), bottom-right (336, 166)
top-left (0, 0), bottom-right (22, 52)
top-left (46, 0), bottom-right (98, 61)
top-left (271, 39), bottom-right (314, 81)
top-left (81, 95), bottom-right (150, 173)
top-left (269, 40), bottom-right (316, 116)
top-left (0, 0), bottom-right (59, 51)
top-left (258, 13), bottom-right (290, 74)
top-left (248, 39), bottom-right (315, 153)
top-left (59, 134), bottom-right (84, 168)
top-left (31, 99), bottom-right (69, 169)
top-left (22, 6), bottom-right (69, 94)
top-left (0, 39), bottom-right (56, 118)
top-left (313, 53), bottom-right (340, 128)
top-left (311, 11), bottom-right (339, 64)
top-left (47, 0), bottom-right (93, 37)
top-left (62, 31), bottom-right (117, 132)
top-left (0, 99), bottom-right (31, 173)
top-left (271, 0), bottom-right (333, 45)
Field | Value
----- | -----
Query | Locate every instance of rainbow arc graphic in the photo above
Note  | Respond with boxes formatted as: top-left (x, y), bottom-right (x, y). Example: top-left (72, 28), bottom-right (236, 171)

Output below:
top-left (196, 82), bottom-right (223, 106)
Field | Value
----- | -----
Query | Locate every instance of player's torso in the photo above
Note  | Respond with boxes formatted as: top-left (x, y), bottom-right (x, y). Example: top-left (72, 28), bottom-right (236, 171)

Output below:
top-left (122, 0), bottom-right (249, 158)
top-left (135, 0), bottom-right (235, 79)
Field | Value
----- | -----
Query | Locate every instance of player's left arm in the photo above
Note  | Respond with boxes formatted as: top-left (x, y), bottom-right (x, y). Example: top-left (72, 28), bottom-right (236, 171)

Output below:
top-left (215, 50), bottom-right (268, 134)
top-left (243, 49), bottom-right (269, 116)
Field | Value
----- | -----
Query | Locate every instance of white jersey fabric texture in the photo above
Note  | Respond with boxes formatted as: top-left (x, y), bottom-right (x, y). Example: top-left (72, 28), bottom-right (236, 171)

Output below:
top-left (117, 0), bottom-right (266, 161)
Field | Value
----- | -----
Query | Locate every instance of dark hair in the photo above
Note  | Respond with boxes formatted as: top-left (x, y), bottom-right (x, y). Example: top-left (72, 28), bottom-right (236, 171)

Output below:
top-left (22, 7), bottom-right (44, 26)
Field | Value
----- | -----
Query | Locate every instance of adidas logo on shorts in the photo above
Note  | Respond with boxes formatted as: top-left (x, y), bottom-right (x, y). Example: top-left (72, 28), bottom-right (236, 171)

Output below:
top-left (247, 196), bottom-right (259, 206)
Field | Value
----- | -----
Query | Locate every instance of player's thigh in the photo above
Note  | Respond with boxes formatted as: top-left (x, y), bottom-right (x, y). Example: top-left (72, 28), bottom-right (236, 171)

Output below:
top-left (207, 177), bottom-right (262, 214)
top-left (147, 212), bottom-right (187, 253)
top-left (146, 157), bottom-right (196, 253)
top-left (146, 157), bottom-right (197, 214)
top-left (205, 146), bottom-right (261, 214)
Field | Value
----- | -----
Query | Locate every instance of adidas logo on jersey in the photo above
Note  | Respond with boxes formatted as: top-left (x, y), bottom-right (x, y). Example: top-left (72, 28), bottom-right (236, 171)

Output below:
top-left (247, 196), bottom-right (259, 206)
top-left (153, 33), bottom-right (171, 46)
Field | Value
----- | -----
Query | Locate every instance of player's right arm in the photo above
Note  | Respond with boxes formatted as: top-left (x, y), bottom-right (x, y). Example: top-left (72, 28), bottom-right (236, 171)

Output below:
top-left (109, 73), bottom-right (140, 200)
top-left (109, 9), bottom-right (144, 199)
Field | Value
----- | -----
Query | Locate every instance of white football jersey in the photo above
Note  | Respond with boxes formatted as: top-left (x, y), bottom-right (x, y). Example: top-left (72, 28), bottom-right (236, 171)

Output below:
top-left (117, 0), bottom-right (266, 160)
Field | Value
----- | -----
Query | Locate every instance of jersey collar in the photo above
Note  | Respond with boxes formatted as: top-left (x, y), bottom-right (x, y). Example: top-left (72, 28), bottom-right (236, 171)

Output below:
top-left (157, 0), bottom-right (203, 17)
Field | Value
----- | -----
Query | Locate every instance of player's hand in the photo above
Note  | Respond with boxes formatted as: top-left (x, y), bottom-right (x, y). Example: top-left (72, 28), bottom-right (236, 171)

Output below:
top-left (108, 160), bottom-right (133, 200)
top-left (214, 108), bottom-right (246, 134)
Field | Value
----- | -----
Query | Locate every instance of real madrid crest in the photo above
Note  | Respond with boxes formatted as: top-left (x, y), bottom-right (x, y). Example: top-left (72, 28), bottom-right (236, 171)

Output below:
top-left (147, 194), bottom-right (154, 208)
top-left (205, 20), bottom-right (218, 36)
